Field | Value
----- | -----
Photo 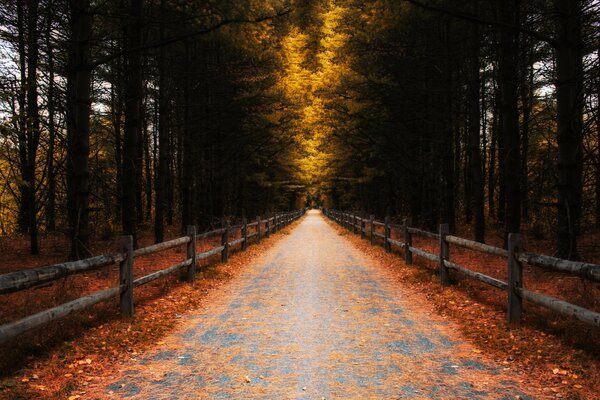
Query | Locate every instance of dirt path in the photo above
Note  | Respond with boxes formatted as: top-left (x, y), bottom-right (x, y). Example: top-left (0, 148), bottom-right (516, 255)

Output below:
top-left (94, 210), bottom-right (534, 399)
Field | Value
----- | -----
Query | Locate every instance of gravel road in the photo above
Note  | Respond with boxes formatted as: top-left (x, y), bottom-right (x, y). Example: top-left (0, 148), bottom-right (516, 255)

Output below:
top-left (99, 210), bottom-right (533, 399)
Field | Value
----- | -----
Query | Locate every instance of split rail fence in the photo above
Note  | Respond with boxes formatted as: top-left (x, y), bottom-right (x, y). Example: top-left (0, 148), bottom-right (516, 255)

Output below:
top-left (324, 209), bottom-right (600, 328)
top-left (0, 210), bottom-right (305, 344)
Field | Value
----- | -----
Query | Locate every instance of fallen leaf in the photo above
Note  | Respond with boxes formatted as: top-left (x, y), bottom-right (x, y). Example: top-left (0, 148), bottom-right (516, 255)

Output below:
top-left (1, 379), bottom-right (15, 388)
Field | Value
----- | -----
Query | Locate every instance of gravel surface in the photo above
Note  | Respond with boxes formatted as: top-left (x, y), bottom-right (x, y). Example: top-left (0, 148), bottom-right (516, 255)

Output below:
top-left (97, 210), bottom-right (534, 399)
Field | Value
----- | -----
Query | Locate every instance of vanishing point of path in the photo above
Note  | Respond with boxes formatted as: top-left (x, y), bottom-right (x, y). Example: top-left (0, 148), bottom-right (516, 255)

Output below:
top-left (98, 210), bottom-right (534, 399)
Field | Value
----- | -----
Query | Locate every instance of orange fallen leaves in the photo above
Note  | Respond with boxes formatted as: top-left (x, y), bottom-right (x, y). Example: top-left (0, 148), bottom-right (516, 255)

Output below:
top-left (0, 222), bottom-right (300, 400)
top-left (323, 217), bottom-right (600, 400)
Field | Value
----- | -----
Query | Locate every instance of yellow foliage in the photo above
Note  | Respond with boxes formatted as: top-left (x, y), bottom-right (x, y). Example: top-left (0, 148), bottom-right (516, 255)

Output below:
top-left (272, 0), bottom-right (357, 187)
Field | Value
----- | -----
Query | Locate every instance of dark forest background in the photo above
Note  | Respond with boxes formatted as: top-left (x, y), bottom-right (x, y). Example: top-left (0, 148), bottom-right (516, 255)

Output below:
top-left (0, 0), bottom-right (598, 261)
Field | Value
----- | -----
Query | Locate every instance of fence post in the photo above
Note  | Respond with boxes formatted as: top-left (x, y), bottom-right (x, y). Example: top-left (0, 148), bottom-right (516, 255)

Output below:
top-left (266, 218), bottom-right (271, 237)
top-left (221, 219), bottom-right (230, 263)
top-left (242, 216), bottom-right (248, 251)
top-left (384, 215), bottom-right (391, 253)
top-left (257, 216), bottom-right (262, 241)
top-left (361, 216), bottom-right (366, 239)
top-left (403, 218), bottom-right (413, 265)
top-left (370, 215), bottom-right (375, 245)
top-left (186, 225), bottom-right (197, 282)
top-left (353, 214), bottom-right (358, 234)
top-left (119, 235), bottom-right (134, 317)
top-left (507, 233), bottom-right (523, 324)
top-left (439, 224), bottom-right (450, 286)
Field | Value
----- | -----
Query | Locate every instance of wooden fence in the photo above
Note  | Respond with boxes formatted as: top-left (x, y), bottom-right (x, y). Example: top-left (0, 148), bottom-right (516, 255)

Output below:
top-left (0, 210), bottom-right (305, 344)
top-left (324, 209), bottom-right (600, 328)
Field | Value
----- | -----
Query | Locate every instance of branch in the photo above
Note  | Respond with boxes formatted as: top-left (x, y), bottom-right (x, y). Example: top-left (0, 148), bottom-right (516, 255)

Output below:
top-left (403, 0), bottom-right (557, 47)
top-left (89, 9), bottom-right (291, 69)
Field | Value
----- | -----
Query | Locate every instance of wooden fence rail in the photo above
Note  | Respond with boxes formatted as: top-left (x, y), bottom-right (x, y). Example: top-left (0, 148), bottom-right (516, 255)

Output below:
top-left (324, 209), bottom-right (600, 328)
top-left (0, 209), bottom-right (305, 345)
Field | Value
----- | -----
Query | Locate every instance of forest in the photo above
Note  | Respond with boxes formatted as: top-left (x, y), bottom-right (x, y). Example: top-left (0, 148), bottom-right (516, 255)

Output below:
top-left (0, 0), bottom-right (599, 262)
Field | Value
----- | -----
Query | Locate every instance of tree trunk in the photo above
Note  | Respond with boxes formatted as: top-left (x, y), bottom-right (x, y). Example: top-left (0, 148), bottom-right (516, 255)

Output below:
top-left (554, 0), bottom-right (583, 259)
top-left (155, 0), bottom-right (169, 243)
top-left (26, 0), bottom-right (40, 254)
top-left (111, 72), bottom-right (123, 223)
top-left (121, 0), bottom-right (143, 245)
top-left (16, 1), bottom-right (28, 234)
top-left (489, 104), bottom-right (497, 216)
top-left (468, 0), bottom-right (485, 242)
top-left (45, 0), bottom-right (56, 232)
top-left (181, 41), bottom-right (193, 232)
top-left (441, 20), bottom-right (455, 232)
top-left (520, 47), bottom-right (534, 223)
top-left (168, 125), bottom-right (176, 225)
top-left (498, 0), bottom-right (521, 245)
top-left (596, 46), bottom-right (600, 228)
top-left (135, 107), bottom-right (144, 225)
top-left (144, 115), bottom-right (152, 221)
top-left (66, 0), bottom-right (92, 259)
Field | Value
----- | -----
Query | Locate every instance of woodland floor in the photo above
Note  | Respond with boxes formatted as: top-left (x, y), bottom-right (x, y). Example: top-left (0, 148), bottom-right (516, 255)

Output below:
top-left (0, 211), bottom-right (599, 399)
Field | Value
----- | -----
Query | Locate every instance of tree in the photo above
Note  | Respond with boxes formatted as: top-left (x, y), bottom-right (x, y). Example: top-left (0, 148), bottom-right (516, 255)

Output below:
top-left (498, 0), bottom-right (521, 244)
top-left (554, 0), bottom-right (584, 259)
top-left (121, 0), bottom-right (143, 245)
top-left (467, 0), bottom-right (485, 242)
top-left (66, 0), bottom-right (92, 259)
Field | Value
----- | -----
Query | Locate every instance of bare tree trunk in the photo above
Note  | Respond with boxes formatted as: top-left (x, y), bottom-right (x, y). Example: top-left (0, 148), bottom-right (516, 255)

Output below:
top-left (66, 0), bottom-right (92, 259)
top-left (121, 0), bottom-right (143, 245)
top-left (16, 1), bottom-right (28, 234)
top-left (520, 46), bottom-right (534, 223)
top-left (498, 0), bottom-right (521, 245)
top-left (464, 129), bottom-right (472, 224)
top-left (111, 73), bottom-right (123, 223)
top-left (555, 0), bottom-right (583, 259)
top-left (596, 46), bottom-right (600, 228)
top-left (441, 20), bottom-right (455, 232)
top-left (155, 0), bottom-right (169, 243)
top-left (468, 0), bottom-right (485, 242)
top-left (168, 125), bottom-right (176, 225)
top-left (181, 41), bottom-right (193, 232)
top-left (144, 114), bottom-right (152, 221)
top-left (489, 103), bottom-right (497, 216)
top-left (135, 108), bottom-right (144, 225)
top-left (25, 0), bottom-right (40, 254)
top-left (45, 0), bottom-right (56, 232)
